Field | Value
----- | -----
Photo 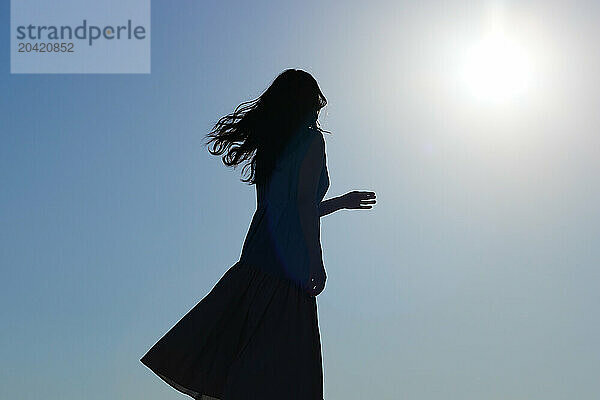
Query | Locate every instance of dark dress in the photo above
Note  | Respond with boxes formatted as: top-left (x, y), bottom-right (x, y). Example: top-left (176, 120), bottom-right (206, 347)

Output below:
top-left (140, 126), bottom-right (330, 399)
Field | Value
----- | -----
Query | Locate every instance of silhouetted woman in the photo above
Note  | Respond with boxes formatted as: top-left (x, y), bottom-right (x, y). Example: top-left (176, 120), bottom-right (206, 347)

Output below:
top-left (140, 69), bottom-right (376, 399)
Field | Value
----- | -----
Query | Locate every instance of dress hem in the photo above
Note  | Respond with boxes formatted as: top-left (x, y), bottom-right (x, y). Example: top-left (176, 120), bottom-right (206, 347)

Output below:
top-left (140, 260), bottom-right (323, 399)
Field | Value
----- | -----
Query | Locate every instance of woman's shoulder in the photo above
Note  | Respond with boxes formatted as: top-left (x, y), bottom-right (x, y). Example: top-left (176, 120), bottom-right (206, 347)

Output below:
top-left (305, 125), bottom-right (324, 138)
top-left (282, 125), bottom-right (320, 155)
top-left (298, 126), bottom-right (325, 149)
top-left (306, 127), bottom-right (326, 157)
top-left (296, 128), bottom-right (326, 171)
top-left (277, 126), bottom-right (324, 168)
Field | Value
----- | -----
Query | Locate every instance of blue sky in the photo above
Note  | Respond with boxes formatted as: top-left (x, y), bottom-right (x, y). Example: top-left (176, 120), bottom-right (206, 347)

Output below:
top-left (1, 1), bottom-right (599, 399)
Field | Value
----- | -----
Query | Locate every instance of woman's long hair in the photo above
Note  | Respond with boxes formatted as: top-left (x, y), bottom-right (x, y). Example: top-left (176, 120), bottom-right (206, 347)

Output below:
top-left (204, 69), bottom-right (328, 185)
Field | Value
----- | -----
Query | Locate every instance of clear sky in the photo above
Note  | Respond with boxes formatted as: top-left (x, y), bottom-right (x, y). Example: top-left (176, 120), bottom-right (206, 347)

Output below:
top-left (1, 1), bottom-right (599, 399)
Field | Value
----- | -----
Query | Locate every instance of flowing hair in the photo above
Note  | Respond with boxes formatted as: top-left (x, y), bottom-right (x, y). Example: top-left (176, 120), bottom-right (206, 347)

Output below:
top-left (204, 69), bottom-right (328, 185)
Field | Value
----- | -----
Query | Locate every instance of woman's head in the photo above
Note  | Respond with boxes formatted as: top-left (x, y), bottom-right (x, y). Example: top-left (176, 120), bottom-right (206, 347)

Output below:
top-left (205, 69), bottom-right (328, 185)
top-left (258, 69), bottom-right (327, 130)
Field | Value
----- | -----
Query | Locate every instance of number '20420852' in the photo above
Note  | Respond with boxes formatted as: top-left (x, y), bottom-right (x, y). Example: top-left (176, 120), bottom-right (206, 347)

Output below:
top-left (18, 42), bottom-right (74, 53)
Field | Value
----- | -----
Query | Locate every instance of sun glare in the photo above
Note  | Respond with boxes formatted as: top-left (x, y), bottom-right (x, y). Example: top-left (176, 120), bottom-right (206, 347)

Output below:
top-left (461, 29), bottom-right (534, 103)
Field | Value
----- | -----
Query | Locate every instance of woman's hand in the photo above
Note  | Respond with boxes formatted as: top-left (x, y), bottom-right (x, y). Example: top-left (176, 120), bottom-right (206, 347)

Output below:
top-left (305, 261), bottom-right (327, 297)
top-left (339, 190), bottom-right (376, 210)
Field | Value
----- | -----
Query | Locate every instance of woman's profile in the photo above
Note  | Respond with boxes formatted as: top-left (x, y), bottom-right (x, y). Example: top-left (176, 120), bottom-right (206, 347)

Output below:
top-left (140, 69), bottom-right (376, 399)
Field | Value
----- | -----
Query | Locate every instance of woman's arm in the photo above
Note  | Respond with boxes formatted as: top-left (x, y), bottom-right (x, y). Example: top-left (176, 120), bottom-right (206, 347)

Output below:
top-left (319, 191), bottom-right (377, 217)
top-left (297, 133), bottom-right (327, 297)
top-left (318, 196), bottom-right (344, 217)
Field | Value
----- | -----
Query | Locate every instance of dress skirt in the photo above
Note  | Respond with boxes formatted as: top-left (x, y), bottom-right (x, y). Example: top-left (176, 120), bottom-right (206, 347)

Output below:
top-left (140, 260), bottom-right (324, 400)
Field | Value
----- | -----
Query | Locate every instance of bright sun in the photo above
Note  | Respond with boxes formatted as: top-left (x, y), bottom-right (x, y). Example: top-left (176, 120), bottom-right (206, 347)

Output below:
top-left (461, 31), bottom-right (534, 103)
